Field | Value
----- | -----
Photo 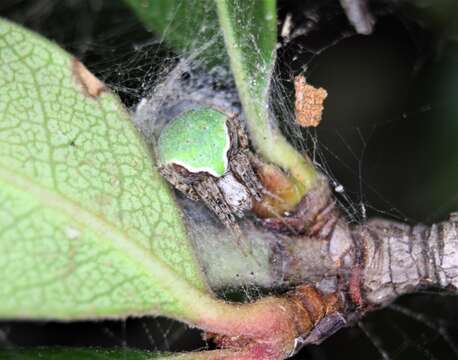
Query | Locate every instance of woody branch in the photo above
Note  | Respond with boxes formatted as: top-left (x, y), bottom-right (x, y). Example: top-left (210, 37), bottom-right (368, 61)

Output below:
top-left (195, 176), bottom-right (458, 330)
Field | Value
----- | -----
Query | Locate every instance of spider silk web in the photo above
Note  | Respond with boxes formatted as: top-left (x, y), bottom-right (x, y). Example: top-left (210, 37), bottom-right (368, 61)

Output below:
top-left (1, 0), bottom-right (458, 359)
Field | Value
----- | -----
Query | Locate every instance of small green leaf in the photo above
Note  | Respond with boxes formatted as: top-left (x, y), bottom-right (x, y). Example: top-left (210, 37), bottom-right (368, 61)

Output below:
top-left (0, 18), bottom-right (211, 320)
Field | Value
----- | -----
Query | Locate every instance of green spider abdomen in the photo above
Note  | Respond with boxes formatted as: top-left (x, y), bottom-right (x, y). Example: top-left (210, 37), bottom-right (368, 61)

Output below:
top-left (158, 108), bottom-right (230, 177)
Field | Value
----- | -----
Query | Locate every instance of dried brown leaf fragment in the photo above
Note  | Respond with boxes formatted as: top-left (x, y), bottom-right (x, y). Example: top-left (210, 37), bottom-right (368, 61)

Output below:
top-left (72, 59), bottom-right (105, 98)
top-left (294, 75), bottom-right (327, 127)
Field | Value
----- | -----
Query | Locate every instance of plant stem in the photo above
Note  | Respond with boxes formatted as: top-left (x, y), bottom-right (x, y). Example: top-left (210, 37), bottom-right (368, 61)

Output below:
top-left (214, 0), bottom-right (318, 194)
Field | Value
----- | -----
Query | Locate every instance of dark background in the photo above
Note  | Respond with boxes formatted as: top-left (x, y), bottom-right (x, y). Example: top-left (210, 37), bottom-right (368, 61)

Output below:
top-left (1, 0), bottom-right (458, 359)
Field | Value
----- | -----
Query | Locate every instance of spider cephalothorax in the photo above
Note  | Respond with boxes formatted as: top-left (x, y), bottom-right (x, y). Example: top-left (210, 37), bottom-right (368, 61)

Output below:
top-left (157, 107), bottom-right (263, 235)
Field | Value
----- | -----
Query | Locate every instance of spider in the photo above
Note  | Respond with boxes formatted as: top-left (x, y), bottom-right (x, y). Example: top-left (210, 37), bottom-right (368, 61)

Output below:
top-left (157, 107), bottom-right (263, 235)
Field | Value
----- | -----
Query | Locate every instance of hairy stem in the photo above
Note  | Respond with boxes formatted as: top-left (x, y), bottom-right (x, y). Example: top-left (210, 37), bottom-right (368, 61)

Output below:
top-left (214, 0), bottom-right (318, 193)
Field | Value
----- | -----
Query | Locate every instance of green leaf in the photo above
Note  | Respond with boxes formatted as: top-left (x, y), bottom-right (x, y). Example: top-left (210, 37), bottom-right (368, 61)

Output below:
top-left (0, 348), bottom-right (221, 360)
top-left (0, 18), bottom-right (211, 320)
top-left (0, 348), bottom-right (159, 360)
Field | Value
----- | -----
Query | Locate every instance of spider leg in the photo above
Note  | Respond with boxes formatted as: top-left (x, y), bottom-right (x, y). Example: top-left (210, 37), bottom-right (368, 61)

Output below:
top-left (193, 177), bottom-right (242, 237)
top-left (230, 151), bottom-right (263, 201)
top-left (226, 116), bottom-right (263, 201)
top-left (159, 165), bottom-right (200, 201)
top-left (226, 115), bottom-right (249, 149)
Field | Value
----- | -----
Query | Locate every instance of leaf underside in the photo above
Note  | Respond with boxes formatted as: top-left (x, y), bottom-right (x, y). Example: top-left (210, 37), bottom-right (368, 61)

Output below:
top-left (0, 18), bottom-right (210, 320)
top-left (0, 348), bottom-right (210, 360)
